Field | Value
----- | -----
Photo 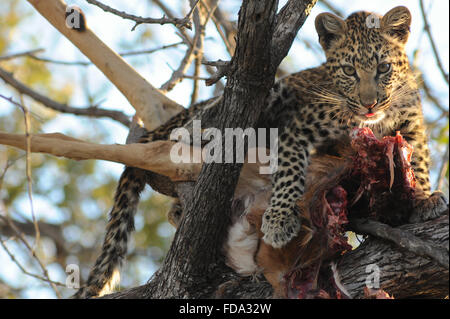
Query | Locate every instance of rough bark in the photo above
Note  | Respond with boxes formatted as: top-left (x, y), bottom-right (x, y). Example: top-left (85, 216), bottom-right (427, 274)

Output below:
top-left (104, 212), bottom-right (448, 299)
top-left (137, 0), bottom-right (280, 299)
top-left (338, 214), bottom-right (449, 299)
top-left (95, 0), bottom-right (318, 299)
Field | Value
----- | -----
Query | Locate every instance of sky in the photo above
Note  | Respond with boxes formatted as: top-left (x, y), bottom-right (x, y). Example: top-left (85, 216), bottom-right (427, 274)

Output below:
top-left (0, 0), bottom-right (448, 298)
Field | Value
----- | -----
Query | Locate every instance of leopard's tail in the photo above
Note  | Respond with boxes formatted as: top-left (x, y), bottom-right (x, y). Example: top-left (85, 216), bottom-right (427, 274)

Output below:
top-left (72, 166), bottom-right (146, 298)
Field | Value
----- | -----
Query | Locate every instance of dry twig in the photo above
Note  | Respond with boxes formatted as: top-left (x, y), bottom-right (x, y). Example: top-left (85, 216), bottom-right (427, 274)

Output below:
top-left (203, 59), bottom-right (230, 86)
top-left (419, 0), bottom-right (449, 85)
top-left (351, 218), bottom-right (449, 269)
top-left (9, 42), bottom-right (185, 67)
top-left (159, 1), bottom-right (216, 93)
top-left (0, 216), bottom-right (63, 298)
top-left (0, 49), bottom-right (44, 61)
top-left (151, 0), bottom-right (225, 92)
top-left (0, 68), bottom-right (132, 127)
top-left (0, 236), bottom-right (66, 289)
top-left (0, 94), bottom-right (41, 254)
top-left (27, 0), bottom-right (183, 130)
top-left (86, 0), bottom-right (199, 31)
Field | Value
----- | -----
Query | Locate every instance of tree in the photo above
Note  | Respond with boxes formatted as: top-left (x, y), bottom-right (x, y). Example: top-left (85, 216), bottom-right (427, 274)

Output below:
top-left (0, 0), bottom-right (448, 299)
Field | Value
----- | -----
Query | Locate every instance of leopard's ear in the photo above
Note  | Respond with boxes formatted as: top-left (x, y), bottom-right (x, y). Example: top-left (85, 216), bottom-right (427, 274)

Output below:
top-left (381, 6), bottom-right (411, 44)
top-left (315, 12), bottom-right (346, 50)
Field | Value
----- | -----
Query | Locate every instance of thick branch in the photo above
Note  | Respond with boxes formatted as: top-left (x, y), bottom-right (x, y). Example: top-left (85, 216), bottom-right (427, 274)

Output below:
top-left (270, 0), bottom-right (318, 70)
top-left (0, 132), bottom-right (201, 181)
top-left (0, 128), bottom-right (271, 206)
top-left (338, 214), bottom-right (449, 299)
top-left (104, 214), bottom-right (449, 299)
top-left (136, 0), bottom-right (313, 299)
top-left (350, 218), bottom-right (449, 269)
top-left (26, 0), bottom-right (183, 130)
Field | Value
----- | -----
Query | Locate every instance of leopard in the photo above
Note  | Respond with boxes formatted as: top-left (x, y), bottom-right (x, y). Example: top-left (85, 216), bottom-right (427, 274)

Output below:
top-left (260, 6), bottom-right (448, 248)
top-left (73, 6), bottom-right (448, 298)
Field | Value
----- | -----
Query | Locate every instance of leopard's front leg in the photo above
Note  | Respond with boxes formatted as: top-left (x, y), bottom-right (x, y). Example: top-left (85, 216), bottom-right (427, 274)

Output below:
top-left (399, 119), bottom-right (448, 223)
top-left (261, 121), bottom-right (315, 248)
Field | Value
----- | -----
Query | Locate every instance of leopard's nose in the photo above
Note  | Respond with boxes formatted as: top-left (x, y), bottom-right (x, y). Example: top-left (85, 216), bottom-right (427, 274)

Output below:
top-left (362, 100), bottom-right (377, 110)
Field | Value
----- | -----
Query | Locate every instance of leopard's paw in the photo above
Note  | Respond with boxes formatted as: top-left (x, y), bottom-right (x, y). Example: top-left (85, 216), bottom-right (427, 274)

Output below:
top-left (261, 207), bottom-right (301, 248)
top-left (409, 191), bottom-right (448, 223)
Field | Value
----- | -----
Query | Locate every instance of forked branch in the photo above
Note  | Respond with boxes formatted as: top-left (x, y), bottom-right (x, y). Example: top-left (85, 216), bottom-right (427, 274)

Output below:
top-left (26, 0), bottom-right (183, 130)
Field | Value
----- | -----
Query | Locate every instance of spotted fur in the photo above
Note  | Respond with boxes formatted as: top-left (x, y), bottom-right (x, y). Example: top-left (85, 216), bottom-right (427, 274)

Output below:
top-left (260, 6), bottom-right (447, 248)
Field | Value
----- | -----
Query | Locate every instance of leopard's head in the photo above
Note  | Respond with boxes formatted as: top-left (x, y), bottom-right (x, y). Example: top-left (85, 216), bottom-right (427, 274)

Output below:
top-left (315, 6), bottom-right (412, 124)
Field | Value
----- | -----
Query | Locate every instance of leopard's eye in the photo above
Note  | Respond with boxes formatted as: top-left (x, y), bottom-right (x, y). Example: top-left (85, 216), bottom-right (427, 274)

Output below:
top-left (377, 63), bottom-right (391, 74)
top-left (342, 65), bottom-right (356, 76)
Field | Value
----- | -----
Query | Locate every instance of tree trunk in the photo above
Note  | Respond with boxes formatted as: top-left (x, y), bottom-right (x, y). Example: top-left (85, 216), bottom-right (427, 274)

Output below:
top-left (100, 0), bottom-right (319, 299)
top-left (100, 0), bottom-right (448, 299)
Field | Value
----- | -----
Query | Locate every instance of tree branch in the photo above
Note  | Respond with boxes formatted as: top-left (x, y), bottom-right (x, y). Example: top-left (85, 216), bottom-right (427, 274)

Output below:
top-left (0, 49), bottom-right (44, 61)
top-left (103, 214), bottom-right (449, 299)
top-left (0, 132), bottom-right (202, 181)
top-left (86, 0), bottom-right (198, 31)
top-left (0, 218), bottom-right (68, 259)
top-left (270, 0), bottom-right (318, 70)
top-left (159, 1), bottom-right (215, 93)
top-left (0, 69), bottom-right (132, 127)
top-left (151, 0), bottom-right (225, 93)
top-left (126, 0), bottom-right (314, 299)
top-left (209, 4), bottom-right (236, 56)
top-left (0, 215), bottom-right (63, 297)
top-left (203, 59), bottom-right (230, 86)
top-left (18, 42), bottom-right (185, 67)
top-left (26, 0), bottom-right (183, 130)
top-left (350, 218), bottom-right (449, 269)
top-left (339, 214), bottom-right (449, 298)
top-left (419, 0), bottom-right (449, 85)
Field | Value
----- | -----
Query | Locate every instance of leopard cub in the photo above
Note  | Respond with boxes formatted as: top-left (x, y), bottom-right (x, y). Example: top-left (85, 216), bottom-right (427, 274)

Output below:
top-left (261, 6), bottom-right (448, 248)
